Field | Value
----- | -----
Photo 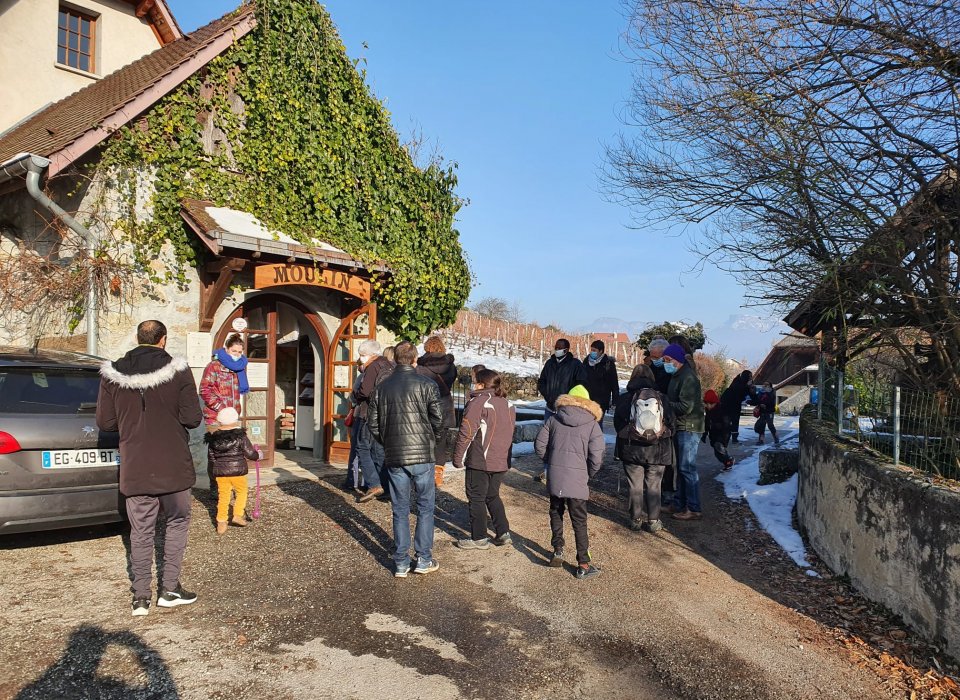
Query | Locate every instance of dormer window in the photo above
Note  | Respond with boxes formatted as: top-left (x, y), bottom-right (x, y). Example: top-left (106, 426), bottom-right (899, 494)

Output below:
top-left (58, 6), bottom-right (97, 73)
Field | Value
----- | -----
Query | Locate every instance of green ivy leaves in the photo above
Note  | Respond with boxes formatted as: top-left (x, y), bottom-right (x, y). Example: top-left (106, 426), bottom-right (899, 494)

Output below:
top-left (98, 0), bottom-right (470, 338)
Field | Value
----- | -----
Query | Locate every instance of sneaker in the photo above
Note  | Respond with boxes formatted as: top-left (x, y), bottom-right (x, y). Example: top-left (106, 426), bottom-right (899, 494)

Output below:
top-left (722, 460), bottom-right (734, 472)
top-left (394, 563), bottom-right (412, 578)
top-left (157, 583), bottom-right (198, 608)
top-left (493, 532), bottom-right (512, 546)
top-left (414, 559), bottom-right (439, 575)
top-left (672, 509), bottom-right (703, 521)
top-left (357, 486), bottom-right (384, 503)
top-left (534, 470), bottom-right (546, 482)
top-left (132, 598), bottom-right (150, 617)
top-left (629, 519), bottom-right (644, 532)
top-left (646, 519), bottom-right (665, 533)
top-left (549, 549), bottom-right (565, 568)
top-left (456, 538), bottom-right (491, 550)
top-left (576, 564), bottom-right (601, 580)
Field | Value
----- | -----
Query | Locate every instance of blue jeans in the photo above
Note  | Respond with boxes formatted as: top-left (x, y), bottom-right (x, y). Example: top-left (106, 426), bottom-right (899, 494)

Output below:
top-left (673, 430), bottom-right (703, 513)
top-left (386, 462), bottom-right (436, 569)
top-left (356, 419), bottom-right (384, 490)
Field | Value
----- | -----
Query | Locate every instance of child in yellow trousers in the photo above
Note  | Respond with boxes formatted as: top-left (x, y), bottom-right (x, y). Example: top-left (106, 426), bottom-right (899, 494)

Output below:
top-left (204, 407), bottom-right (261, 535)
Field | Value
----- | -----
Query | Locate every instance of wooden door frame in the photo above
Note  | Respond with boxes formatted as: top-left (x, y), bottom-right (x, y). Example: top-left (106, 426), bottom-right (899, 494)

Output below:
top-left (327, 303), bottom-right (378, 464)
top-left (214, 294), bottom-right (330, 464)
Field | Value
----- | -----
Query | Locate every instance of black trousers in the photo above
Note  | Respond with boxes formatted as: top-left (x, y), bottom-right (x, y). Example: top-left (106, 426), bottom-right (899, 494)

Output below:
top-left (549, 496), bottom-right (590, 565)
top-left (623, 462), bottom-right (666, 522)
top-left (465, 469), bottom-right (509, 541)
top-left (755, 412), bottom-right (777, 439)
top-left (727, 408), bottom-right (743, 441)
top-left (709, 424), bottom-right (733, 467)
top-left (711, 439), bottom-right (732, 466)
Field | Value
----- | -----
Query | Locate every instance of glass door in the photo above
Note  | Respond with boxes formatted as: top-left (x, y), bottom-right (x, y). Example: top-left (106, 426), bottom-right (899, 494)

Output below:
top-left (237, 302), bottom-right (276, 465)
top-left (328, 305), bottom-right (376, 464)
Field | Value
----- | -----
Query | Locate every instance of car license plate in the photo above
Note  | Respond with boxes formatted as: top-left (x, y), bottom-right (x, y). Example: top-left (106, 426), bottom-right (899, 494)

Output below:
top-left (41, 449), bottom-right (120, 469)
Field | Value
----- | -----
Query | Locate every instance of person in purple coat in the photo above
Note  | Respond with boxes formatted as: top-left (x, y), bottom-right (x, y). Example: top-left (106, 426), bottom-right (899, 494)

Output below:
top-left (535, 385), bottom-right (605, 580)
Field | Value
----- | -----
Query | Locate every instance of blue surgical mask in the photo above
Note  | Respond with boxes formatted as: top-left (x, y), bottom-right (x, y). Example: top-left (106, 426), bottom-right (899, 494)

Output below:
top-left (588, 351), bottom-right (599, 360)
top-left (554, 349), bottom-right (567, 358)
top-left (653, 358), bottom-right (664, 367)
top-left (664, 362), bottom-right (678, 375)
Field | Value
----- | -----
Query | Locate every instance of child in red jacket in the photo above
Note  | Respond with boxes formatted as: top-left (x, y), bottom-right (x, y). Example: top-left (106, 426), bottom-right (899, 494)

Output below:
top-left (703, 390), bottom-right (734, 471)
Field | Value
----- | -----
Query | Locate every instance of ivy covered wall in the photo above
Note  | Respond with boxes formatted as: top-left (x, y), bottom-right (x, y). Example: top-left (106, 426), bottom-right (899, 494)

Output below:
top-left (99, 0), bottom-right (471, 339)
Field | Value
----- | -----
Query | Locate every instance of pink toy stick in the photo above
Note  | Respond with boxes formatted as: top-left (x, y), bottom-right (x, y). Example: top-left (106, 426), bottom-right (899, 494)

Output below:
top-left (252, 444), bottom-right (262, 519)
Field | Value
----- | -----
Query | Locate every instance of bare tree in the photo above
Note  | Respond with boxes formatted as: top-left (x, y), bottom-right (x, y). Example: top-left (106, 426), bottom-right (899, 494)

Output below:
top-left (472, 296), bottom-right (511, 320)
top-left (506, 299), bottom-right (525, 324)
top-left (608, 0), bottom-right (960, 394)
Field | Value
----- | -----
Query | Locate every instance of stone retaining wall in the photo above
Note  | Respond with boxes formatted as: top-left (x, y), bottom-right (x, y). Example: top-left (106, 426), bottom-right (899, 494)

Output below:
top-left (797, 412), bottom-right (960, 657)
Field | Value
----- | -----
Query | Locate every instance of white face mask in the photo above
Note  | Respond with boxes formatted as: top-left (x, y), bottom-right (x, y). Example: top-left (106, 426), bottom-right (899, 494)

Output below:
top-left (359, 355), bottom-right (369, 365)
top-left (554, 349), bottom-right (567, 358)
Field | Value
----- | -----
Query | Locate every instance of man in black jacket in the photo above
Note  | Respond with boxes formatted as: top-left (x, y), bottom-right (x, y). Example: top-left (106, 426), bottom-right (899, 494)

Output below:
top-left (720, 370), bottom-right (755, 444)
top-left (536, 339), bottom-right (587, 481)
top-left (368, 341), bottom-right (444, 578)
top-left (583, 339), bottom-right (619, 424)
top-left (97, 320), bottom-right (203, 616)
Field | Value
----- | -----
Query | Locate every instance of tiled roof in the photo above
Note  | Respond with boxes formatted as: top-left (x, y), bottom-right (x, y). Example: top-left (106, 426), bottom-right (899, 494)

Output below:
top-left (0, 4), bottom-right (254, 166)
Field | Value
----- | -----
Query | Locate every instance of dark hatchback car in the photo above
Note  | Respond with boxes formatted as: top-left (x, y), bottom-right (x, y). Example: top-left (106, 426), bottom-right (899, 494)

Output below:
top-left (0, 347), bottom-right (122, 535)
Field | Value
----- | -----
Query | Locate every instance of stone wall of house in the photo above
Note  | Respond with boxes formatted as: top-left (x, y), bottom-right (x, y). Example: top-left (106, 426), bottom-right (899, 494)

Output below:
top-left (797, 412), bottom-right (960, 657)
top-left (0, 172), bottom-right (396, 361)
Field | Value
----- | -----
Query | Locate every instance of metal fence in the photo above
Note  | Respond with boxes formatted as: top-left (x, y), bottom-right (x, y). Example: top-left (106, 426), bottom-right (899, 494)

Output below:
top-left (817, 360), bottom-right (960, 480)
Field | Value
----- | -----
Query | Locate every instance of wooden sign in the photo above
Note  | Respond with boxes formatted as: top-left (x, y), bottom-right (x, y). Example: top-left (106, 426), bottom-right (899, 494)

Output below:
top-left (254, 264), bottom-right (371, 300)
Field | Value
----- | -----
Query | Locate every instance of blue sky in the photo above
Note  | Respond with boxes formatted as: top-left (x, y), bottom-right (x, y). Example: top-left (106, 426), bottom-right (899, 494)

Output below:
top-left (167, 1), bottom-right (755, 333)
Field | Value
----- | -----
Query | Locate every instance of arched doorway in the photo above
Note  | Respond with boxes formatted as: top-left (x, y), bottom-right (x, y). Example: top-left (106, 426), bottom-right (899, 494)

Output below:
top-left (327, 305), bottom-right (377, 464)
top-left (214, 295), bottom-right (329, 466)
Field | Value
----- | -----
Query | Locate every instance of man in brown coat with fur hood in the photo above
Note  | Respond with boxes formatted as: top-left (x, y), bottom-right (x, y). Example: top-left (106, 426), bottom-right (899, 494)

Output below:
top-left (97, 320), bottom-right (203, 617)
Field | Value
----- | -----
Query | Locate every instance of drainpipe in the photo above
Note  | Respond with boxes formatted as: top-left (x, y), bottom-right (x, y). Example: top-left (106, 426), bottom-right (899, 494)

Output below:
top-left (0, 153), bottom-right (98, 356)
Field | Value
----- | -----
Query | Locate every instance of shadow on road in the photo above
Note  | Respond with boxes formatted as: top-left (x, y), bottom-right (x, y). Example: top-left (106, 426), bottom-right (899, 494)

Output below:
top-left (15, 624), bottom-right (179, 700)
top-left (273, 468), bottom-right (395, 570)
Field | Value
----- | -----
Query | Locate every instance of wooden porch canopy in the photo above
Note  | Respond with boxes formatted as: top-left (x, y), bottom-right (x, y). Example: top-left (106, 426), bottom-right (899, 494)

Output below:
top-left (180, 198), bottom-right (388, 331)
top-left (784, 170), bottom-right (960, 340)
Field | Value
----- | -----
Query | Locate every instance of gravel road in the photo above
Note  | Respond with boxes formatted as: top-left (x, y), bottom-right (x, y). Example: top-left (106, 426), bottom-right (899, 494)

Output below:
top-left (0, 437), bottom-right (895, 700)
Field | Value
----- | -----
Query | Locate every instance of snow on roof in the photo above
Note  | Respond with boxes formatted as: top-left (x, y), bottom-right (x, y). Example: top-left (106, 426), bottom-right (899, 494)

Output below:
top-left (205, 207), bottom-right (346, 254)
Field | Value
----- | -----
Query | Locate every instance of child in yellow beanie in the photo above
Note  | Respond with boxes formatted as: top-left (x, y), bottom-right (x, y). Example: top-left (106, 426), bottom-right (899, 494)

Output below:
top-left (534, 385), bottom-right (605, 579)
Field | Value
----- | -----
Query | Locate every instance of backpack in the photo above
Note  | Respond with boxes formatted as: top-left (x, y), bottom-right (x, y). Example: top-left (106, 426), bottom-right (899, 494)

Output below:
top-left (619, 388), bottom-right (669, 445)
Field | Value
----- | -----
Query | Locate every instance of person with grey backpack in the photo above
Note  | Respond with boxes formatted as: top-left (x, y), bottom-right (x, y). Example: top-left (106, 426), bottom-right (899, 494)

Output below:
top-left (613, 365), bottom-right (676, 533)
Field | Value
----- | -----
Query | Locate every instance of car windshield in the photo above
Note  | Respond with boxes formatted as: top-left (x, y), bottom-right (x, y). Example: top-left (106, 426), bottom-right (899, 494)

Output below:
top-left (0, 367), bottom-right (100, 414)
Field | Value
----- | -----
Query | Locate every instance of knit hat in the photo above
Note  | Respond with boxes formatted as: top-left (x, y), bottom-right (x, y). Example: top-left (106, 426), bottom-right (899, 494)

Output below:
top-left (568, 385), bottom-right (590, 400)
top-left (217, 407), bottom-right (240, 426)
top-left (663, 344), bottom-right (687, 364)
top-left (703, 389), bottom-right (720, 404)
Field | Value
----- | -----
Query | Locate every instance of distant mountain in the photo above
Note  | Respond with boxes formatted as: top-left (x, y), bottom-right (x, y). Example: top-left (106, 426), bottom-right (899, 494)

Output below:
top-left (704, 314), bottom-right (791, 366)
top-left (578, 313), bottom-right (790, 367)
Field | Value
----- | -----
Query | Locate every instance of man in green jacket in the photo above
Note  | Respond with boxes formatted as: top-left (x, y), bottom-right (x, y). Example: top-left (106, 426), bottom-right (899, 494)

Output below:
top-left (662, 344), bottom-right (705, 521)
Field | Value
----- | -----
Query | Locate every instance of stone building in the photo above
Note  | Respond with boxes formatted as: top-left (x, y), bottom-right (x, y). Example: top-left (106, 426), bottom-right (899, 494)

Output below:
top-left (0, 3), bottom-right (466, 465)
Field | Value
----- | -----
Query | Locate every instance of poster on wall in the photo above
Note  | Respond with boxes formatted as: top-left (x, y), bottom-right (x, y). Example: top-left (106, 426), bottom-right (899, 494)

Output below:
top-left (186, 332), bottom-right (213, 368)
top-left (246, 362), bottom-right (269, 388)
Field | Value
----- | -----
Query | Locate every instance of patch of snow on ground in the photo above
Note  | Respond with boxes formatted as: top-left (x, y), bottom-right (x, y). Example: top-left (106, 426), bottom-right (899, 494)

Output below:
top-left (444, 341), bottom-right (544, 378)
top-left (715, 417), bottom-right (814, 569)
top-left (513, 442), bottom-right (537, 456)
